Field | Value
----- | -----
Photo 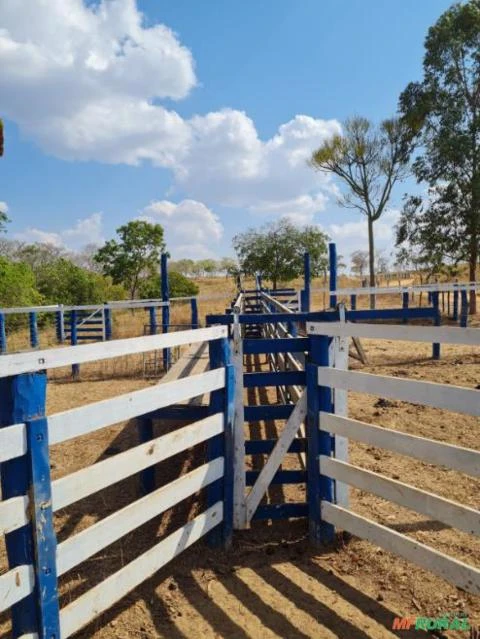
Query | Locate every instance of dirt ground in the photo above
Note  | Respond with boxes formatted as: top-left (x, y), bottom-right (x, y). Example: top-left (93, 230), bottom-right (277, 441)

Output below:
top-left (0, 292), bottom-right (479, 639)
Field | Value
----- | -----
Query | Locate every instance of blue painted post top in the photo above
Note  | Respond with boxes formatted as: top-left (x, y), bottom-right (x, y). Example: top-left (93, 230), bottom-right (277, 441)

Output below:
top-left (329, 242), bottom-right (337, 309)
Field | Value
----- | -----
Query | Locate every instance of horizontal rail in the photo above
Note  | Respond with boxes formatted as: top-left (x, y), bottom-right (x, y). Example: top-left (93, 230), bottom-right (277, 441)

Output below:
top-left (308, 322), bottom-right (480, 346)
top-left (51, 413), bottom-right (224, 510)
top-left (0, 326), bottom-right (227, 378)
top-left (0, 495), bottom-right (29, 535)
top-left (320, 413), bottom-right (480, 477)
top-left (320, 456), bottom-right (479, 536)
top-left (60, 502), bottom-right (223, 638)
top-left (311, 281), bottom-right (480, 297)
top-left (244, 370), bottom-right (305, 388)
top-left (0, 565), bottom-right (35, 613)
top-left (0, 423), bottom-right (26, 462)
top-left (243, 337), bottom-right (310, 354)
top-left (321, 502), bottom-right (480, 595)
top-left (57, 458), bottom-right (224, 576)
top-left (318, 368), bottom-right (480, 416)
top-left (48, 368), bottom-right (225, 445)
top-left (0, 300), bottom-right (171, 315)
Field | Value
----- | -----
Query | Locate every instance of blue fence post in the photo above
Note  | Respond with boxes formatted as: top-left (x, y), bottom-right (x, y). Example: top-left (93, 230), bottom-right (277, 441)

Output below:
top-left (70, 309), bottom-right (79, 379)
top-left (0, 372), bottom-right (47, 637)
top-left (460, 289), bottom-right (468, 328)
top-left (161, 253), bottom-right (171, 371)
top-left (402, 291), bottom-right (409, 324)
top-left (432, 291), bottom-right (441, 360)
top-left (27, 415), bottom-right (61, 637)
top-left (55, 306), bottom-right (64, 343)
top-left (453, 284), bottom-right (459, 321)
top-left (29, 312), bottom-right (38, 349)
top-left (303, 252), bottom-right (311, 313)
top-left (191, 297), bottom-right (199, 328)
top-left (350, 294), bottom-right (356, 311)
top-left (329, 243), bottom-right (337, 309)
top-left (149, 306), bottom-right (157, 335)
top-left (138, 417), bottom-right (155, 495)
top-left (207, 336), bottom-right (231, 547)
top-left (104, 305), bottom-right (112, 340)
top-left (0, 312), bottom-right (6, 353)
top-left (306, 334), bottom-right (334, 544)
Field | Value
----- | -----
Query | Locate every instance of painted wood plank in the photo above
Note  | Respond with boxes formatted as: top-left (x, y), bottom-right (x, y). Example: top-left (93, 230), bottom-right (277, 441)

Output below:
top-left (60, 503), bottom-right (223, 638)
top-left (332, 334), bottom-right (349, 508)
top-left (308, 321), bottom-right (480, 347)
top-left (0, 565), bottom-right (35, 613)
top-left (51, 413), bottom-right (224, 511)
top-left (57, 459), bottom-right (224, 576)
top-left (0, 326), bottom-right (228, 377)
top-left (48, 368), bottom-right (225, 445)
top-left (232, 316), bottom-right (247, 530)
top-left (0, 495), bottom-right (29, 534)
top-left (0, 422), bottom-right (26, 463)
top-left (317, 368), bottom-right (480, 417)
top-left (245, 391), bottom-right (308, 522)
top-left (321, 502), bottom-right (480, 595)
top-left (321, 456), bottom-right (479, 536)
top-left (310, 281), bottom-right (480, 297)
top-left (320, 413), bottom-right (480, 477)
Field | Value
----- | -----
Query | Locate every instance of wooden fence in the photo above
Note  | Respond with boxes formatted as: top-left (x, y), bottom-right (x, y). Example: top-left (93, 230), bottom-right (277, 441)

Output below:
top-left (0, 326), bottom-right (234, 638)
top-left (307, 320), bottom-right (480, 595)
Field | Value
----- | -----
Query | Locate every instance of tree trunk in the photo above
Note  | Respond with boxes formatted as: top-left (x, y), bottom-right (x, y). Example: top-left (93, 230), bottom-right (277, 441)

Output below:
top-left (469, 247), bottom-right (477, 315)
top-left (367, 216), bottom-right (375, 310)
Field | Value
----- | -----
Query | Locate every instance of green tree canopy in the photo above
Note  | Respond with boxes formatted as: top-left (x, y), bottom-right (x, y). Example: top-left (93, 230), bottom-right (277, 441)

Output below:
top-left (0, 257), bottom-right (41, 308)
top-left (233, 218), bottom-right (329, 289)
top-left (398, 0), bottom-right (480, 313)
top-left (94, 220), bottom-right (165, 298)
top-left (138, 271), bottom-right (199, 299)
top-left (310, 116), bottom-right (413, 306)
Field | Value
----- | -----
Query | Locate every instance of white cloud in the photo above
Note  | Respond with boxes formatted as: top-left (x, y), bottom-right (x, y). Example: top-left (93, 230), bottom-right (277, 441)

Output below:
top-left (15, 212), bottom-right (104, 250)
top-left (0, 201), bottom-right (9, 214)
top-left (0, 0), bottom-right (195, 164)
top-left (328, 209), bottom-right (401, 258)
top-left (140, 199), bottom-right (223, 259)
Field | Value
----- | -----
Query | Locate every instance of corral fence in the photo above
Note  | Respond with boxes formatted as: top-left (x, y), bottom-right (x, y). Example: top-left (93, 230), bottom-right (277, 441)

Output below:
top-left (0, 326), bottom-right (234, 638)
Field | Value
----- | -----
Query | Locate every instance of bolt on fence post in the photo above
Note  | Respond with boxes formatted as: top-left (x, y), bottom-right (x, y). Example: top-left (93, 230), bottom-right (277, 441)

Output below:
top-left (0, 372), bottom-right (48, 637)
top-left (27, 416), bottom-right (61, 638)
top-left (307, 333), bottom-right (334, 544)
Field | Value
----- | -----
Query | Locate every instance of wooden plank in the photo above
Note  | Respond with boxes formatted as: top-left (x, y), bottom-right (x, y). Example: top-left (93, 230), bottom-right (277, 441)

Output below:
top-left (0, 495), bottom-right (29, 534)
top-left (0, 326), bottom-right (228, 377)
top-left (317, 368), bottom-right (480, 417)
top-left (321, 456), bottom-right (480, 536)
top-left (310, 281), bottom-right (480, 297)
top-left (48, 368), bottom-right (225, 445)
top-left (51, 413), bottom-right (224, 511)
top-left (308, 321), bottom-right (480, 347)
top-left (321, 502), bottom-right (480, 595)
top-left (245, 391), bottom-right (307, 522)
top-left (232, 316), bottom-right (247, 530)
top-left (0, 423), bottom-right (26, 463)
top-left (320, 413), bottom-right (480, 477)
top-left (60, 503), bottom-right (223, 638)
top-left (0, 565), bottom-right (35, 613)
top-left (57, 459), bottom-right (224, 576)
top-left (332, 335), bottom-right (349, 508)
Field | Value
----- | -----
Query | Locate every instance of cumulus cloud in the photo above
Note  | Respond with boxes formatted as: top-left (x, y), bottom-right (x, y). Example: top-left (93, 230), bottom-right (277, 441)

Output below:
top-left (15, 212), bottom-right (104, 250)
top-left (328, 209), bottom-right (400, 257)
top-left (0, 1), bottom-right (341, 220)
top-left (140, 199), bottom-right (223, 259)
top-left (0, 201), bottom-right (9, 214)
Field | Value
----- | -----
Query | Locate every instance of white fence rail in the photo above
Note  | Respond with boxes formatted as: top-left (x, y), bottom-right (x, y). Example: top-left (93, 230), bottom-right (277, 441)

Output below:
top-left (310, 320), bottom-right (480, 595)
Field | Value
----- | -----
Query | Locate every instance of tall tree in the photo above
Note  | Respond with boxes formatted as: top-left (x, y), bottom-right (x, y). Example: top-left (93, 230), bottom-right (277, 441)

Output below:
top-left (94, 220), bottom-right (165, 298)
top-left (350, 250), bottom-right (369, 279)
top-left (398, 0), bottom-right (480, 313)
top-left (310, 116), bottom-right (413, 307)
top-left (233, 218), bottom-right (329, 289)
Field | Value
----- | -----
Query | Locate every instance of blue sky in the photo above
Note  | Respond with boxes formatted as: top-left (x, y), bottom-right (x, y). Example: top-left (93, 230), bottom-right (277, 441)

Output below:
top-left (0, 0), bottom-right (453, 263)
